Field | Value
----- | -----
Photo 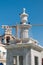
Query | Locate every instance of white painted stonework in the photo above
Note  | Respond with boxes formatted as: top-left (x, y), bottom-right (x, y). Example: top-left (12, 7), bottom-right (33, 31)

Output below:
top-left (0, 45), bottom-right (7, 65)
top-left (41, 51), bottom-right (43, 58)
top-left (31, 49), bottom-right (42, 65)
top-left (0, 8), bottom-right (43, 65)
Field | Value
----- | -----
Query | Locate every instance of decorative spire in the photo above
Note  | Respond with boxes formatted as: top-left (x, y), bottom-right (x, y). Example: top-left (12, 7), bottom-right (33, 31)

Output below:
top-left (20, 8), bottom-right (28, 24)
top-left (2, 25), bottom-right (12, 35)
top-left (23, 8), bottom-right (26, 14)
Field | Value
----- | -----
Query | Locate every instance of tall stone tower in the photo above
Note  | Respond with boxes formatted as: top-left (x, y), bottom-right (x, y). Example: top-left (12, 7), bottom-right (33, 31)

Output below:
top-left (20, 8), bottom-right (31, 39)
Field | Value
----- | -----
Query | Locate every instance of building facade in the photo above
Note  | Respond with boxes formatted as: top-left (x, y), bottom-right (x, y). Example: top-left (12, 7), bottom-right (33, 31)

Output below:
top-left (0, 8), bottom-right (43, 65)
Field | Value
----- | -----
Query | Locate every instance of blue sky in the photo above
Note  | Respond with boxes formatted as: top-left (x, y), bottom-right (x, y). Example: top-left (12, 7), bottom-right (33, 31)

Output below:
top-left (0, 0), bottom-right (43, 46)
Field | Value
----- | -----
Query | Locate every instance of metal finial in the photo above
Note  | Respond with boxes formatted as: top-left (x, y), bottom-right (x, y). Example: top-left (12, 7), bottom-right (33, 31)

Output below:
top-left (23, 8), bottom-right (26, 13)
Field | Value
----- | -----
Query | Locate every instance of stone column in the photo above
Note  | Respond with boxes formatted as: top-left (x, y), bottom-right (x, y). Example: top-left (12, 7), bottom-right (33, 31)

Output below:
top-left (23, 50), bottom-right (31, 65)
top-left (17, 56), bottom-right (19, 65)
top-left (23, 55), bottom-right (29, 65)
top-left (4, 38), bottom-right (7, 43)
top-left (6, 49), bottom-right (13, 65)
